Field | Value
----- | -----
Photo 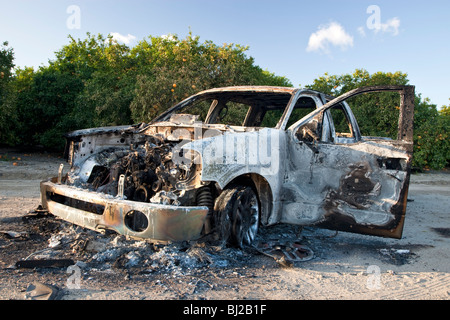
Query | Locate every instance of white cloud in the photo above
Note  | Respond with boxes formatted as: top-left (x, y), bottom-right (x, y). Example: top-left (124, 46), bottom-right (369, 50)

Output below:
top-left (306, 22), bottom-right (354, 54)
top-left (110, 32), bottom-right (137, 45)
top-left (379, 17), bottom-right (400, 36)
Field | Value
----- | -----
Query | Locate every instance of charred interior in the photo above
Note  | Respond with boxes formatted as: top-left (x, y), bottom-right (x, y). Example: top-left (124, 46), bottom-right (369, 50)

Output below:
top-left (66, 135), bottom-right (212, 210)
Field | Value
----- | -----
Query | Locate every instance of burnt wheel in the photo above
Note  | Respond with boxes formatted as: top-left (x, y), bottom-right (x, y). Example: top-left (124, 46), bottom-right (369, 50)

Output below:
top-left (214, 185), bottom-right (260, 248)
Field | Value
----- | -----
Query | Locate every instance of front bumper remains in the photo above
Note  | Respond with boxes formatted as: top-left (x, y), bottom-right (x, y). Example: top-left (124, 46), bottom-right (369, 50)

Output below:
top-left (40, 178), bottom-right (209, 242)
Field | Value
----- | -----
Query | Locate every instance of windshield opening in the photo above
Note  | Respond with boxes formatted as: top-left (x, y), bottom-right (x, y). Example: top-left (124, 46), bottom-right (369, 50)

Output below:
top-left (154, 90), bottom-right (294, 127)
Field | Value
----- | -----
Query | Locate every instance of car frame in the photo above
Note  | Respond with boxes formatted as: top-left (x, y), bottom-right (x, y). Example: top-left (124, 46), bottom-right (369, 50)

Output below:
top-left (40, 85), bottom-right (415, 247)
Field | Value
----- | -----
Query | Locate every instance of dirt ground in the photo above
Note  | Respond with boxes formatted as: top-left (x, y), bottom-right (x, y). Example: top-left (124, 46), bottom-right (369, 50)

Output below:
top-left (0, 148), bottom-right (449, 302)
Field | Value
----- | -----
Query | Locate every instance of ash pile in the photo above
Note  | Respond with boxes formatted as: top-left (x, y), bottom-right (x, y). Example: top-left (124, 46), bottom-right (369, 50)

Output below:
top-left (9, 213), bottom-right (253, 276)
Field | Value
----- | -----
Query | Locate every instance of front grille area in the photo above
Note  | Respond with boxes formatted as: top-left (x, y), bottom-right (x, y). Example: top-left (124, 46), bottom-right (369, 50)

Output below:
top-left (47, 191), bottom-right (105, 215)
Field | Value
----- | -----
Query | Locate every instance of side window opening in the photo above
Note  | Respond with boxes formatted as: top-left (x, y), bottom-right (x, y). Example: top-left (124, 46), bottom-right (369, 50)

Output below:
top-left (328, 104), bottom-right (354, 140)
top-left (294, 102), bottom-right (356, 145)
top-left (287, 96), bottom-right (317, 128)
top-left (344, 91), bottom-right (401, 140)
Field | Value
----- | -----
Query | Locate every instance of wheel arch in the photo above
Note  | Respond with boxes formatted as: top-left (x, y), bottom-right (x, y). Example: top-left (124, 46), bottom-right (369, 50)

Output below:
top-left (219, 173), bottom-right (273, 226)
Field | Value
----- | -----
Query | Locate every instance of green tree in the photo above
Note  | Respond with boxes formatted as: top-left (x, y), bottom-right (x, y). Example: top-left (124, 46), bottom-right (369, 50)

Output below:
top-left (50, 33), bottom-right (130, 79)
top-left (6, 67), bottom-right (35, 145)
top-left (130, 33), bottom-right (291, 122)
top-left (13, 68), bottom-right (83, 149)
top-left (2, 32), bottom-right (292, 150)
top-left (0, 41), bottom-right (16, 144)
top-left (79, 69), bottom-right (135, 127)
top-left (440, 102), bottom-right (450, 116)
top-left (413, 100), bottom-right (449, 169)
top-left (51, 33), bottom-right (135, 128)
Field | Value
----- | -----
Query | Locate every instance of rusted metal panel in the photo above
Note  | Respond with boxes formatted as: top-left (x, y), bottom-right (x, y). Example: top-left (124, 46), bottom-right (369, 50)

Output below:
top-left (41, 180), bottom-right (208, 242)
top-left (283, 85), bottom-right (414, 238)
top-left (397, 85), bottom-right (415, 146)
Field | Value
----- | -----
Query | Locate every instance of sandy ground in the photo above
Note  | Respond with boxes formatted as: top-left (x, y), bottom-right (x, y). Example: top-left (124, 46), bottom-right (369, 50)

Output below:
top-left (0, 148), bottom-right (449, 302)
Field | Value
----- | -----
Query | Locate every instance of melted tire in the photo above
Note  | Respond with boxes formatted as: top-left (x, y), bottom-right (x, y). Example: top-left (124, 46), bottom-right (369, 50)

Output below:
top-left (214, 185), bottom-right (260, 248)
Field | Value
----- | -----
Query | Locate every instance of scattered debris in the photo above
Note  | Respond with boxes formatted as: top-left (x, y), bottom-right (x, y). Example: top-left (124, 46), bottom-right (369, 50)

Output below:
top-left (253, 240), bottom-right (314, 267)
top-left (22, 205), bottom-right (50, 221)
top-left (186, 247), bottom-right (213, 265)
top-left (387, 270), bottom-right (396, 275)
top-left (379, 248), bottom-right (415, 265)
top-left (85, 239), bottom-right (108, 253)
top-left (48, 234), bottom-right (62, 248)
top-left (25, 282), bottom-right (59, 300)
top-left (0, 230), bottom-right (27, 239)
top-left (5, 209), bottom-right (318, 299)
top-left (16, 259), bottom-right (75, 269)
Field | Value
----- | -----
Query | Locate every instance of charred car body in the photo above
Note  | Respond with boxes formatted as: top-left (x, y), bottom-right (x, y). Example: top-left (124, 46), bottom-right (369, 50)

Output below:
top-left (40, 85), bottom-right (415, 247)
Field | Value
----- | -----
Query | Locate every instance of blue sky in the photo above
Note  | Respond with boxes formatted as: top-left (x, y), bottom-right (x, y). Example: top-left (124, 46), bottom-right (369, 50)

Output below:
top-left (1, 0), bottom-right (449, 108)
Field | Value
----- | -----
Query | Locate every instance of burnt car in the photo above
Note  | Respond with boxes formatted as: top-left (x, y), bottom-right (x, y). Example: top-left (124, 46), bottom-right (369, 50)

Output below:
top-left (40, 85), bottom-right (415, 247)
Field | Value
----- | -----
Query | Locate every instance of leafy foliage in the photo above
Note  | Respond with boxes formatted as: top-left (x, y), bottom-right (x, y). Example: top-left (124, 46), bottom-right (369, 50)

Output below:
top-left (0, 35), bottom-right (447, 170)
top-left (129, 33), bottom-right (291, 122)
top-left (0, 41), bottom-right (17, 144)
top-left (1, 33), bottom-right (291, 149)
top-left (413, 98), bottom-right (449, 169)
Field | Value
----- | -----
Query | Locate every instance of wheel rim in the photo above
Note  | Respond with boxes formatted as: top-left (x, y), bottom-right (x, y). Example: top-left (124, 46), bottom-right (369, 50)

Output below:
top-left (235, 189), bottom-right (259, 246)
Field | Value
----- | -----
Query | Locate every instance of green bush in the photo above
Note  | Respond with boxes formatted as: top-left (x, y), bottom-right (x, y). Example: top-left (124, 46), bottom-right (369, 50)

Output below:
top-left (1, 33), bottom-right (291, 150)
top-left (1, 36), bottom-right (448, 171)
top-left (413, 99), bottom-right (450, 170)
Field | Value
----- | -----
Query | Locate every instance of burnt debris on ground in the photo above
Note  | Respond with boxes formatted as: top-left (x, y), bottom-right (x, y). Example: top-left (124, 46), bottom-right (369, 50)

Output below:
top-left (2, 209), bottom-right (313, 279)
top-left (1, 205), bottom-right (426, 300)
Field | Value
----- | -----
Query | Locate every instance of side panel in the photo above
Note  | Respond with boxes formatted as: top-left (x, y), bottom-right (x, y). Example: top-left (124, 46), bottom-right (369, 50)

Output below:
top-left (283, 86), bottom-right (414, 238)
top-left (184, 129), bottom-right (286, 224)
top-left (283, 138), bottom-right (410, 238)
